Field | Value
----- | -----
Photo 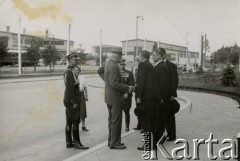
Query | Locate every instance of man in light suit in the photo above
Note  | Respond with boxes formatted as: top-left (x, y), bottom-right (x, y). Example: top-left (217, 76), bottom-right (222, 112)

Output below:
top-left (98, 50), bottom-right (134, 150)
top-left (152, 48), bottom-right (178, 141)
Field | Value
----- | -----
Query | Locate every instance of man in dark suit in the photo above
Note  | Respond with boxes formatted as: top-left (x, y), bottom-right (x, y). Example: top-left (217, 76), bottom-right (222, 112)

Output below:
top-left (152, 48), bottom-right (179, 141)
top-left (63, 53), bottom-right (89, 149)
top-left (135, 50), bottom-right (159, 150)
top-left (98, 50), bottom-right (134, 150)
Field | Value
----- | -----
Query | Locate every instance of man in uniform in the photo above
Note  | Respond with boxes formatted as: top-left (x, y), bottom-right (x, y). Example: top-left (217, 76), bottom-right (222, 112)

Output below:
top-left (63, 53), bottom-right (89, 149)
top-left (119, 59), bottom-right (135, 132)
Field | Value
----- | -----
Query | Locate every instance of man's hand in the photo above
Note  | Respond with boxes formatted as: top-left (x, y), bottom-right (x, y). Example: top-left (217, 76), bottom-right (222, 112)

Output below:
top-left (124, 93), bottom-right (128, 99)
top-left (73, 104), bottom-right (78, 109)
top-left (136, 98), bottom-right (141, 104)
top-left (170, 96), bottom-right (175, 101)
top-left (128, 86), bottom-right (135, 93)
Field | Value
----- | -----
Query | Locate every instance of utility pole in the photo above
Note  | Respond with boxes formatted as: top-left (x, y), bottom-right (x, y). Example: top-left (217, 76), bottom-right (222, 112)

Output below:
top-left (66, 24), bottom-right (71, 66)
top-left (18, 17), bottom-right (22, 75)
top-left (135, 16), bottom-right (143, 59)
top-left (200, 34), bottom-right (204, 66)
top-left (100, 29), bottom-right (102, 67)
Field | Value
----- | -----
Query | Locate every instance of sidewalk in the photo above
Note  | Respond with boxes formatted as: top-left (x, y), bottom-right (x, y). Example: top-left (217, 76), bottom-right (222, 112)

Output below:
top-left (63, 90), bottom-right (240, 161)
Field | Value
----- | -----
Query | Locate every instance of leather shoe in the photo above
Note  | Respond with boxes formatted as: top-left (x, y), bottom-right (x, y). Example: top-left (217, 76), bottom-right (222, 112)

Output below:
top-left (74, 143), bottom-right (89, 149)
top-left (82, 127), bottom-right (89, 131)
top-left (133, 127), bottom-right (141, 130)
top-left (108, 143), bottom-right (124, 147)
top-left (110, 145), bottom-right (126, 150)
top-left (137, 146), bottom-right (144, 151)
top-left (66, 143), bottom-right (74, 148)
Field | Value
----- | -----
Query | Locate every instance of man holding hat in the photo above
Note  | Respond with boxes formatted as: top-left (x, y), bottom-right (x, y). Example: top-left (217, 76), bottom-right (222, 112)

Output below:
top-left (98, 49), bottom-right (134, 150)
top-left (63, 52), bottom-right (89, 149)
top-left (119, 59), bottom-right (135, 132)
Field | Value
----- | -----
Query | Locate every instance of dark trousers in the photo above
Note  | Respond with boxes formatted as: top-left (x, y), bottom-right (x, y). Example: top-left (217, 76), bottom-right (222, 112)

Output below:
top-left (107, 104), bottom-right (122, 147)
top-left (123, 98), bottom-right (132, 129)
top-left (164, 102), bottom-right (176, 139)
top-left (64, 102), bottom-right (81, 145)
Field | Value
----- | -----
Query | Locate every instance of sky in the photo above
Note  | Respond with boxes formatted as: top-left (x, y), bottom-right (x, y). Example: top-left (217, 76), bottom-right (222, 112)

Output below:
top-left (0, 0), bottom-right (240, 54)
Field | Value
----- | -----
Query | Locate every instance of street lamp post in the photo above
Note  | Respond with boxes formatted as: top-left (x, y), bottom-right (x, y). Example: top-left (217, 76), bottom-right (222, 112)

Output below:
top-left (135, 16), bottom-right (143, 59)
top-left (18, 17), bottom-right (22, 75)
top-left (185, 32), bottom-right (190, 65)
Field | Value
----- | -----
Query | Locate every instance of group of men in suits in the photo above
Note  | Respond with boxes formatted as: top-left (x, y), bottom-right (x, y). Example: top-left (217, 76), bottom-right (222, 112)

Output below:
top-left (97, 47), bottom-right (178, 150)
top-left (136, 48), bottom-right (179, 150)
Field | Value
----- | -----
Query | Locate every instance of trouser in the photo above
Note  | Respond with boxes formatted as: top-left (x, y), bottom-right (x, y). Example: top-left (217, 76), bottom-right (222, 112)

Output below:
top-left (107, 104), bottom-right (123, 147)
top-left (123, 98), bottom-right (132, 129)
top-left (64, 102), bottom-right (81, 145)
top-left (164, 101), bottom-right (176, 139)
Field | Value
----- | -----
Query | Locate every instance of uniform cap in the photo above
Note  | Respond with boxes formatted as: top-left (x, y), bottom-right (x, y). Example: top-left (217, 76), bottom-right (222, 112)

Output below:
top-left (66, 53), bottom-right (81, 60)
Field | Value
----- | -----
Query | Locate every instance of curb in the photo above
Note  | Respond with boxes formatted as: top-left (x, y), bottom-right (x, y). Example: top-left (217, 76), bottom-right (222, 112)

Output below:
top-left (63, 130), bottom-right (136, 161)
top-left (178, 85), bottom-right (240, 108)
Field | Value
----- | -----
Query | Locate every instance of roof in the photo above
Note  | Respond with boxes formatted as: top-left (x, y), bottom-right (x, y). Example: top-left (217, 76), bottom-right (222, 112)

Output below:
top-left (0, 31), bottom-right (74, 42)
top-left (121, 38), bottom-right (186, 49)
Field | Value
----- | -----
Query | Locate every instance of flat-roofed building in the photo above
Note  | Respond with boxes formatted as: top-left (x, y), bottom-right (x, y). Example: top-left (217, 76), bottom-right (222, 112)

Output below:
top-left (121, 39), bottom-right (200, 65)
top-left (0, 27), bottom-right (74, 65)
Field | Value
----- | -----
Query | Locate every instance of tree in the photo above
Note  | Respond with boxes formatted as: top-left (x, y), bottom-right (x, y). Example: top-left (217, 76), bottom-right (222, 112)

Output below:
top-left (229, 44), bottom-right (240, 67)
top-left (41, 44), bottom-right (60, 72)
top-left (73, 44), bottom-right (87, 65)
top-left (215, 46), bottom-right (229, 67)
top-left (25, 39), bottom-right (42, 72)
top-left (0, 42), bottom-right (8, 67)
top-left (221, 64), bottom-right (237, 86)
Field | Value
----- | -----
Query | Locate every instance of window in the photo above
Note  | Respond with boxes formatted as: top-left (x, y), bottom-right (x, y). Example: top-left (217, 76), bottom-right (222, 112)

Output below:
top-left (179, 51), bottom-right (186, 58)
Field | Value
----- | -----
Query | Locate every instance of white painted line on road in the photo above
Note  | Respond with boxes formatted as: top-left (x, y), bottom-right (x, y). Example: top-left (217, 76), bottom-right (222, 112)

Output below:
top-left (62, 130), bottom-right (136, 161)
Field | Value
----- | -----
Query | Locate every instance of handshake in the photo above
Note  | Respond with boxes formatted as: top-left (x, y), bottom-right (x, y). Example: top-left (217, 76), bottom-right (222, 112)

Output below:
top-left (128, 86), bottom-right (135, 93)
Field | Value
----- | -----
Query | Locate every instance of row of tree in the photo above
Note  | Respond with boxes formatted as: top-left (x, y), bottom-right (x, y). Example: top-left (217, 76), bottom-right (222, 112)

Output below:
top-left (211, 44), bottom-right (240, 67)
top-left (0, 40), bottom-right (98, 72)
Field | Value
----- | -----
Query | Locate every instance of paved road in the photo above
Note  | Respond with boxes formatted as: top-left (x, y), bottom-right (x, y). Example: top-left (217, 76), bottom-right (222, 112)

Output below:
top-left (0, 76), bottom-right (138, 161)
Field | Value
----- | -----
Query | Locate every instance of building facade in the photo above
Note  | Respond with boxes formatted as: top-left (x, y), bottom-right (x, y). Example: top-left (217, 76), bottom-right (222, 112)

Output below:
top-left (121, 39), bottom-right (200, 65)
top-left (92, 45), bottom-right (122, 57)
top-left (0, 27), bottom-right (74, 65)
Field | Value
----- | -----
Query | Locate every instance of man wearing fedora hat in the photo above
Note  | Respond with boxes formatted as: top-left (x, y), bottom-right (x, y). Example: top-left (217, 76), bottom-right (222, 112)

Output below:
top-left (63, 52), bottom-right (89, 149)
top-left (98, 50), bottom-right (134, 150)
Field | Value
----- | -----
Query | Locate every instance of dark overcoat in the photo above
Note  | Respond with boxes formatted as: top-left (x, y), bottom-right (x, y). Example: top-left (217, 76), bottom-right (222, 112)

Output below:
top-left (136, 60), bottom-right (158, 131)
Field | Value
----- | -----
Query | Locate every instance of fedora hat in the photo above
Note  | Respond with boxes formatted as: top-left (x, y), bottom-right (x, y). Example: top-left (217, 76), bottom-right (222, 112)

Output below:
top-left (111, 49), bottom-right (123, 55)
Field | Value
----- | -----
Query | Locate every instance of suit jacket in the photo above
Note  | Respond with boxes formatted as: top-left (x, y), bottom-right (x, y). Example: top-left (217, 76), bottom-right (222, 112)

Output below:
top-left (63, 66), bottom-right (79, 104)
top-left (136, 60), bottom-right (158, 101)
top-left (155, 60), bottom-right (178, 100)
top-left (166, 60), bottom-right (178, 97)
top-left (103, 59), bottom-right (129, 106)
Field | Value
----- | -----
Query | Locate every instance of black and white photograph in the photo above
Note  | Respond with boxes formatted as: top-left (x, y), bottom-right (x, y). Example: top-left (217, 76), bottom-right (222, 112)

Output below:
top-left (0, 0), bottom-right (239, 161)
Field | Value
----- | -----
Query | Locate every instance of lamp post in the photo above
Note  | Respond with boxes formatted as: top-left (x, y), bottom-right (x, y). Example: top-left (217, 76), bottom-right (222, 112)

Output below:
top-left (100, 29), bottom-right (102, 67)
top-left (18, 17), bottom-right (22, 75)
top-left (135, 16), bottom-right (143, 59)
top-left (185, 32), bottom-right (190, 65)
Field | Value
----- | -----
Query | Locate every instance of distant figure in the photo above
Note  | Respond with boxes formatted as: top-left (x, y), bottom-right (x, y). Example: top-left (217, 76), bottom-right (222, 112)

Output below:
top-left (119, 59), bottom-right (135, 132)
top-left (136, 50), bottom-right (159, 151)
top-left (73, 66), bottom-right (89, 132)
top-left (97, 50), bottom-right (134, 150)
top-left (63, 53), bottom-right (89, 149)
